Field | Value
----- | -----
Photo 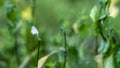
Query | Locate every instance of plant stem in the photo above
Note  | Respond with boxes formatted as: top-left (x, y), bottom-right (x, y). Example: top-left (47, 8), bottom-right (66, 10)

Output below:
top-left (61, 28), bottom-right (67, 68)
top-left (31, 0), bottom-right (38, 67)
top-left (64, 31), bottom-right (67, 68)
top-left (37, 39), bottom-right (40, 68)
top-left (32, 0), bottom-right (36, 24)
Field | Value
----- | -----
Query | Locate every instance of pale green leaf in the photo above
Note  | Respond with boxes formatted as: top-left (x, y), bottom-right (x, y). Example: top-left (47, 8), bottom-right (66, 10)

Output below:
top-left (90, 6), bottom-right (99, 22)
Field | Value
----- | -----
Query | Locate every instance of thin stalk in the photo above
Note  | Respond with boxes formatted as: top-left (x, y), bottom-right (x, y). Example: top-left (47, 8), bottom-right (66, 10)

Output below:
top-left (31, 0), bottom-right (38, 67)
top-left (36, 39), bottom-right (40, 68)
top-left (32, 0), bottom-right (36, 24)
top-left (61, 28), bottom-right (67, 68)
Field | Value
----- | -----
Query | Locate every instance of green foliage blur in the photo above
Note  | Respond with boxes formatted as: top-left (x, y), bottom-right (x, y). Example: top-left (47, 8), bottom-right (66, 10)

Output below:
top-left (0, 0), bottom-right (120, 68)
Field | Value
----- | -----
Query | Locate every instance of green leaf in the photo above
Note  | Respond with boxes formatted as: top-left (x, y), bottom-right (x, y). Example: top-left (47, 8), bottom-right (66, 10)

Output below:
top-left (90, 6), bottom-right (99, 22)
top-left (104, 54), bottom-right (115, 68)
top-left (38, 49), bottom-right (64, 68)
top-left (102, 40), bottom-right (110, 53)
top-left (99, 11), bottom-right (109, 20)
top-left (98, 38), bottom-right (110, 54)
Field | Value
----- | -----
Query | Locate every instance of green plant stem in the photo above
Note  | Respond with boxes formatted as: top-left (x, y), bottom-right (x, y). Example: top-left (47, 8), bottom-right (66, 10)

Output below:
top-left (32, 0), bottom-right (36, 24)
top-left (37, 39), bottom-right (40, 68)
top-left (64, 31), bottom-right (67, 68)
top-left (31, 0), bottom-right (38, 67)
top-left (61, 28), bottom-right (67, 68)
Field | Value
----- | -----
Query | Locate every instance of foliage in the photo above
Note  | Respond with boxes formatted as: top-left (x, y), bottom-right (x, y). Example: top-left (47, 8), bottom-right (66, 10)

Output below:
top-left (90, 0), bottom-right (120, 68)
top-left (0, 0), bottom-right (120, 68)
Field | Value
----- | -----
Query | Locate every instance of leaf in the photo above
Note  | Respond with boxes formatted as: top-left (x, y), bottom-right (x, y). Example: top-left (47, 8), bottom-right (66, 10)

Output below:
top-left (98, 38), bottom-right (110, 54)
top-left (99, 11), bottom-right (109, 20)
top-left (102, 40), bottom-right (110, 53)
top-left (38, 50), bottom-right (59, 68)
top-left (104, 54), bottom-right (115, 68)
top-left (90, 6), bottom-right (99, 22)
top-left (38, 56), bottom-right (48, 68)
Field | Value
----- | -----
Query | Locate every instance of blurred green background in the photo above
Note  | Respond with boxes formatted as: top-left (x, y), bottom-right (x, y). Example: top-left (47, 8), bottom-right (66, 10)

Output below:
top-left (0, 0), bottom-right (120, 68)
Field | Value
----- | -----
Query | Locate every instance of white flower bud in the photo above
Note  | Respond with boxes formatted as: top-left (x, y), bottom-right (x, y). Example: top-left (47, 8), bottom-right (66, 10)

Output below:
top-left (31, 26), bottom-right (39, 35)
